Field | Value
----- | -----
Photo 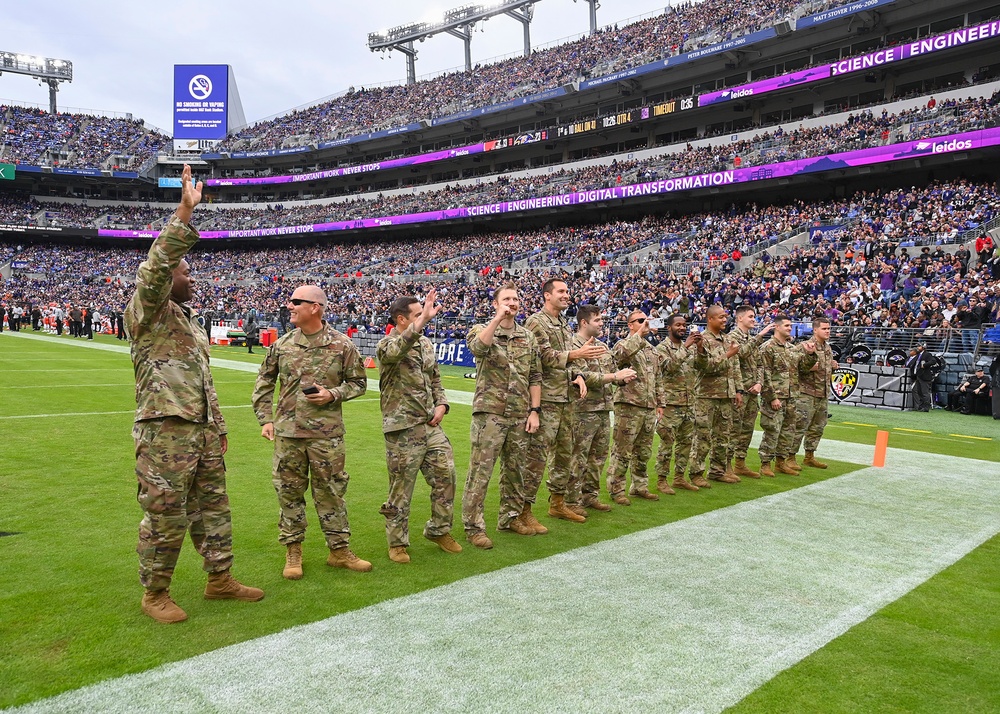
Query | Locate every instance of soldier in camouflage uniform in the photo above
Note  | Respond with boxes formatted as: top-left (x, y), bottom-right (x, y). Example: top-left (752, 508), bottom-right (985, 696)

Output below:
top-left (655, 314), bottom-right (700, 493)
top-left (463, 282), bottom-right (543, 549)
top-left (127, 165), bottom-right (263, 624)
top-left (570, 305), bottom-right (637, 512)
top-left (726, 306), bottom-right (774, 479)
top-left (758, 315), bottom-right (817, 476)
top-left (525, 278), bottom-right (603, 524)
top-left (252, 284), bottom-right (370, 578)
top-left (376, 288), bottom-right (461, 564)
top-left (608, 310), bottom-right (663, 503)
top-left (792, 316), bottom-right (837, 470)
top-left (689, 305), bottom-right (743, 486)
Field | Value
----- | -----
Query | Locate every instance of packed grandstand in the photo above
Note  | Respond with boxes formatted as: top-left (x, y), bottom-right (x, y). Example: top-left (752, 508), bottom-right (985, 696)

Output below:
top-left (1, 0), bottom-right (999, 358)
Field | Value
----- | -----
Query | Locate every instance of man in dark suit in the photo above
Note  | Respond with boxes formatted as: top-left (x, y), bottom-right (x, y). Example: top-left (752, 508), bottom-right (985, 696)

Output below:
top-left (906, 345), bottom-right (941, 412)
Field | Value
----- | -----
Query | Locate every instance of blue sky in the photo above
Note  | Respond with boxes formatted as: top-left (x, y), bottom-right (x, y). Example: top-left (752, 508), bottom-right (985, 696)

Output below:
top-left (1, 0), bottom-right (681, 130)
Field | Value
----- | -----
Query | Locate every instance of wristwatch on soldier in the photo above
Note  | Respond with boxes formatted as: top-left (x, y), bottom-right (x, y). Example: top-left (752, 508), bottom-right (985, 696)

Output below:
top-left (530, 406), bottom-right (542, 414)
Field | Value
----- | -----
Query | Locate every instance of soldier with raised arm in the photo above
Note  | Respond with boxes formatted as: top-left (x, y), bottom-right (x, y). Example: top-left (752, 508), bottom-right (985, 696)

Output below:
top-left (654, 314), bottom-right (700, 493)
top-left (726, 306), bottom-right (774, 479)
top-left (126, 165), bottom-right (263, 623)
top-left (758, 314), bottom-right (816, 476)
top-left (792, 316), bottom-right (836, 469)
top-left (462, 282), bottom-right (542, 549)
top-left (252, 284), bottom-right (370, 579)
top-left (376, 288), bottom-right (461, 564)
top-left (689, 305), bottom-right (743, 487)
top-left (607, 310), bottom-right (663, 504)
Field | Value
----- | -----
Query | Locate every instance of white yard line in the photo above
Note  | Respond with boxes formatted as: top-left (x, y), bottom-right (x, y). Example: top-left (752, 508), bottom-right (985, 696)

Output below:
top-left (0, 330), bottom-right (475, 405)
top-left (6, 444), bottom-right (998, 714)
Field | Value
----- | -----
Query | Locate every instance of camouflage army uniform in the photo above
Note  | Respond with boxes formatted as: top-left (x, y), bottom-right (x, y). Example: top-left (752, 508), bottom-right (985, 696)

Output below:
top-left (126, 216), bottom-right (232, 591)
top-left (569, 334), bottom-right (616, 505)
top-left (793, 338), bottom-right (834, 454)
top-left (655, 338), bottom-right (696, 481)
top-left (463, 322), bottom-right (542, 535)
top-left (252, 323), bottom-right (367, 550)
top-left (607, 332), bottom-right (662, 497)
top-left (759, 339), bottom-right (815, 462)
top-left (524, 310), bottom-right (578, 504)
top-left (376, 323), bottom-right (455, 549)
top-left (690, 329), bottom-right (742, 480)
top-left (727, 327), bottom-right (769, 461)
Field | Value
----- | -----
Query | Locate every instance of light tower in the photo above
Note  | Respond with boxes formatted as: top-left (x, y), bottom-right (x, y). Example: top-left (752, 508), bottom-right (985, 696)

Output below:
top-left (368, 1), bottom-right (541, 84)
top-left (0, 51), bottom-right (73, 113)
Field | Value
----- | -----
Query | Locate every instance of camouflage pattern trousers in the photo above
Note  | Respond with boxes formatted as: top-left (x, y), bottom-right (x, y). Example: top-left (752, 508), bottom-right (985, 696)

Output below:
top-left (728, 392), bottom-right (760, 461)
top-left (792, 394), bottom-right (829, 454)
top-left (690, 397), bottom-right (733, 479)
top-left (607, 403), bottom-right (656, 496)
top-left (572, 410), bottom-right (610, 502)
top-left (525, 401), bottom-right (575, 503)
top-left (380, 423), bottom-right (456, 548)
top-left (758, 398), bottom-right (798, 462)
top-left (463, 412), bottom-right (529, 534)
top-left (134, 417), bottom-right (233, 591)
top-left (272, 435), bottom-right (351, 550)
top-left (655, 404), bottom-right (695, 479)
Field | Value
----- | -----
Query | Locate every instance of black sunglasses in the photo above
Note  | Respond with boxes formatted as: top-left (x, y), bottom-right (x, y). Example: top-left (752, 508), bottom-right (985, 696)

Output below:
top-left (629, 317), bottom-right (646, 324)
top-left (290, 298), bottom-right (324, 306)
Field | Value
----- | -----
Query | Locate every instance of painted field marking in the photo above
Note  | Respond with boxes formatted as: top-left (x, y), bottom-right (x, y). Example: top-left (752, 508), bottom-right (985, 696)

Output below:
top-left (893, 427), bottom-right (932, 434)
top-left (842, 421), bottom-right (877, 427)
top-left (6, 443), bottom-right (998, 714)
top-left (949, 433), bottom-right (993, 441)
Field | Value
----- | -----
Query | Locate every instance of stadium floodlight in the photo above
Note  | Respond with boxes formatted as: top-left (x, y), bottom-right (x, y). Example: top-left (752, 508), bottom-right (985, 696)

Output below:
top-left (0, 50), bottom-right (73, 113)
top-left (368, 0), bottom-right (540, 83)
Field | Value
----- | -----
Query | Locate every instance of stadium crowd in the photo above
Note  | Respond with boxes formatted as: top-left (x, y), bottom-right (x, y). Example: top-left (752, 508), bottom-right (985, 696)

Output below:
top-left (215, 0), bottom-right (839, 152)
top-left (1, 105), bottom-right (167, 170)
top-left (3, 180), bottom-right (999, 349)
top-left (4, 91), bottom-right (999, 237)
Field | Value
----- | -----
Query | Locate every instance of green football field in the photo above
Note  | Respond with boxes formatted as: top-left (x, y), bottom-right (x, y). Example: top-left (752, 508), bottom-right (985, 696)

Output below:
top-left (0, 331), bottom-right (997, 712)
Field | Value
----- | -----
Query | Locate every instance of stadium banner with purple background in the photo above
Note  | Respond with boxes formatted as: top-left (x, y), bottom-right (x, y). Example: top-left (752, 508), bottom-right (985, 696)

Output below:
top-left (699, 20), bottom-right (1000, 107)
top-left (796, 0), bottom-right (897, 29)
top-left (173, 65), bottom-right (229, 140)
top-left (98, 127), bottom-right (1000, 240)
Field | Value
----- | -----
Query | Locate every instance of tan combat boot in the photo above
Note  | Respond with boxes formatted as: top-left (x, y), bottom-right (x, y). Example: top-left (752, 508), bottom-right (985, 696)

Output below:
top-left (804, 451), bottom-right (828, 469)
top-left (759, 460), bottom-right (776, 477)
top-left (656, 478), bottom-right (676, 495)
top-left (567, 503), bottom-right (588, 518)
top-left (283, 542), bottom-right (303, 580)
top-left (388, 546), bottom-right (410, 563)
top-left (426, 533), bottom-right (463, 553)
top-left (629, 487), bottom-right (660, 500)
top-left (520, 504), bottom-right (549, 534)
top-left (612, 493), bottom-right (631, 506)
top-left (691, 474), bottom-right (712, 489)
top-left (581, 495), bottom-right (612, 512)
top-left (673, 474), bottom-right (699, 491)
top-left (467, 532), bottom-right (494, 550)
top-left (775, 457), bottom-right (799, 475)
top-left (724, 462), bottom-right (741, 482)
top-left (507, 515), bottom-right (536, 536)
top-left (549, 494), bottom-right (587, 522)
top-left (785, 455), bottom-right (803, 472)
top-left (327, 547), bottom-right (373, 572)
top-left (733, 458), bottom-right (760, 479)
top-left (204, 571), bottom-right (265, 601)
top-left (141, 589), bottom-right (187, 623)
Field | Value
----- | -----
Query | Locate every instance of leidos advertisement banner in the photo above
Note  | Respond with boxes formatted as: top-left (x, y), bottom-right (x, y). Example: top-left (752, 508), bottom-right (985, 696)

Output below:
top-left (173, 65), bottom-right (229, 140)
top-left (100, 127), bottom-right (1000, 240)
